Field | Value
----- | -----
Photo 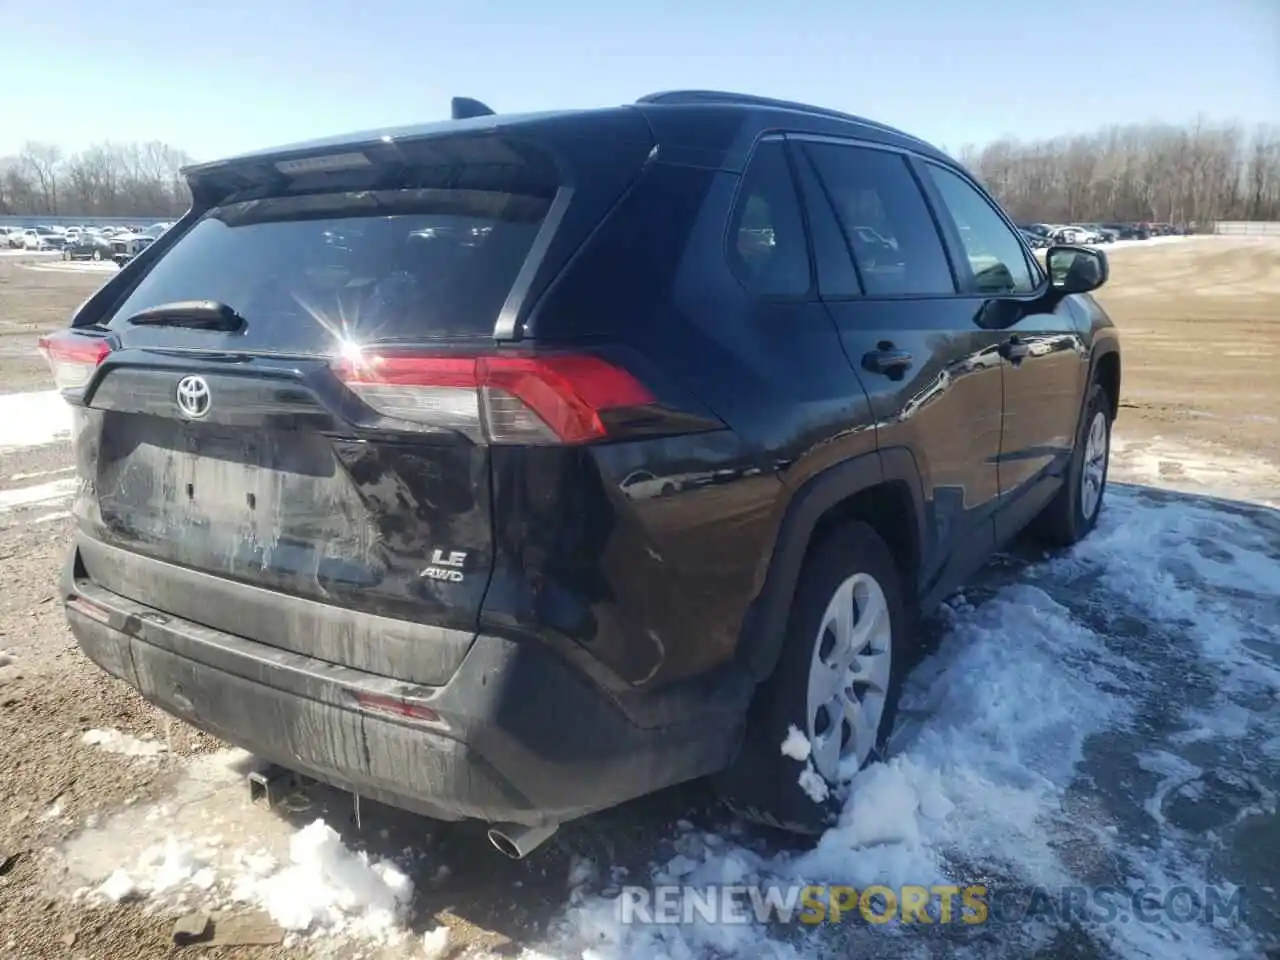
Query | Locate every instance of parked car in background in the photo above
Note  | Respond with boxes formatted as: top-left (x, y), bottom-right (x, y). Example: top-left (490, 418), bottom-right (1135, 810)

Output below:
top-left (0, 226), bottom-right (26, 248)
top-left (1018, 228), bottom-right (1050, 249)
top-left (1047, 224), bottom-right (1087, 243)
top-left (1077, 224), bottom-right (1116, 243)
top-left (63, 232), bottom-right (116, 262)
top-left (50, 90), bottom-right (1121, 856)
top-left (110, 221), bottom-right (173, 265)
top-left (22, 227), bottom-right (66, 250)
top-left (1016, 223), bottom-right (1052, 245)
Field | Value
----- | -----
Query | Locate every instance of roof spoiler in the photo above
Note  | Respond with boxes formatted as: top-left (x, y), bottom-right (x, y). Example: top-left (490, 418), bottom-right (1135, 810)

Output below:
top-left (451, 97), bottom-right (495, 120)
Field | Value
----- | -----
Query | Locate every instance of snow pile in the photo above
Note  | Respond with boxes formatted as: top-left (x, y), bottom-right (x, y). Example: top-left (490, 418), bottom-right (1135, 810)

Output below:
top-left (81, 728), bottom-right (168, 758)
top-left (779, 725), bottom-right (811, 761)
top-left (0, 390), bottom-right (73, 452)
top-left (96, 836), bottom-right (219, 903)
top-left (87, 820), bottom-right (414, 944)
top-left (234, 819), bottom-right (414, 939)
top-left (421, 925), bottom-right (450, 959)
top-left (779, 726), bottom-right (831, 801)
top-left (546, 485), bottom-right (1279, 959)
top-left (551, 582), bottom-right (1124, 959)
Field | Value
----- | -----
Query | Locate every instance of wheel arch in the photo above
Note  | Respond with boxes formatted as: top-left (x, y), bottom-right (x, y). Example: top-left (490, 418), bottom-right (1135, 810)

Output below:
top-left (1092, 345), bottom-right (1121, 419)
top-left (737, 448), bottom-right (926, 682)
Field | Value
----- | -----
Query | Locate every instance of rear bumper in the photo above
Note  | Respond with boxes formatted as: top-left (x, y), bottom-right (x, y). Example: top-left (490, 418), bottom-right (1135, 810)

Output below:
top-left (62, 541), bottom-right (746, 827)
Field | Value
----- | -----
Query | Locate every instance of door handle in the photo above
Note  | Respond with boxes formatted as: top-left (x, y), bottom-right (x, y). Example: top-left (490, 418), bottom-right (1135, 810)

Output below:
top-left (999, 336), bottom-right (1030, 362)
top-left (862, 343), bottom-right (914, 379)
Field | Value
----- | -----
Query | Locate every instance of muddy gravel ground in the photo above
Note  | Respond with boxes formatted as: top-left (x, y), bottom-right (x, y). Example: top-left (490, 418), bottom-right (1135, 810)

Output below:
top-left (0, 240), bottom-right (1277, 960)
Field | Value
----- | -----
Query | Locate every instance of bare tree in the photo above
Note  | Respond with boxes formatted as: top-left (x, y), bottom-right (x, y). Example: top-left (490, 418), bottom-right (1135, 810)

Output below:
top-left (0, 140), bottom-right (194, 218)
top-left (19, 142), bottom-right (63, 214)
top-left (5, 119), bottom-right (1280, 224)
top-left (956, 120), bottom-right (1280, 225)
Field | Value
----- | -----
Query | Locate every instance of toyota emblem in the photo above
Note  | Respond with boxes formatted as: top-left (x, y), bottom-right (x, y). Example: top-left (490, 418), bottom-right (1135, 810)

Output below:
top-left (175, 375), bottom-right (212, 419)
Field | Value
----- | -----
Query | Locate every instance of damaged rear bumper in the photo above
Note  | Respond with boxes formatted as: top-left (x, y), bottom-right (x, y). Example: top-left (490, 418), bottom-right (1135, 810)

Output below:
top-left (61, 539), bottom-right (744, 828)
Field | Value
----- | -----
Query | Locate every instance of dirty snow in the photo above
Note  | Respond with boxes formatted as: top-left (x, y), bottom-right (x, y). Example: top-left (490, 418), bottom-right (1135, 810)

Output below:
top-left (1111, 434), bottom-right (1280, 508)
top-left (0, 477), bottom-right (76, 514)
top-left (64, 751), bottom-right (423, 948)
top-left (78, 816), bottom-right (415, 943)
top-left (38, 799), bottom-right (64, 822)
top-left (81, 728), bottom-right (168, 758)
top-left (0, 390), bottom-right (72, 452)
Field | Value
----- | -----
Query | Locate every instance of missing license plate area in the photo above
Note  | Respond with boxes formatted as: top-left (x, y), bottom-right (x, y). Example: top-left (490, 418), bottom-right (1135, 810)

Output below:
top-left (96, 417), bottom-right (378, 583)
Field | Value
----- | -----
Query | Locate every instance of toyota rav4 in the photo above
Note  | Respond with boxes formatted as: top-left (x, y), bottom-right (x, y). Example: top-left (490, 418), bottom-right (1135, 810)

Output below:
top-left (46, 91), bottom-right (1119, 857)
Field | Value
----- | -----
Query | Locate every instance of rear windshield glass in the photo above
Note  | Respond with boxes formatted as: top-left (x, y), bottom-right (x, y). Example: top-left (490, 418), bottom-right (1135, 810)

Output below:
top-left (106, 188), bottom-right (550, 343)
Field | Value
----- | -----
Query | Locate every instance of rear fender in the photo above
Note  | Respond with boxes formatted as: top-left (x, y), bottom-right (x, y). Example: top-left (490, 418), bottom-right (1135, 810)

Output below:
top-left (736, 448), bottom-right (926, 681)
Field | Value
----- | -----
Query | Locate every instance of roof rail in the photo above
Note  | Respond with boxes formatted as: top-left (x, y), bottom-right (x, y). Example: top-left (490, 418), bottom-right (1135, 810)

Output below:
top-left (635, 90), bottom-right (932, 150)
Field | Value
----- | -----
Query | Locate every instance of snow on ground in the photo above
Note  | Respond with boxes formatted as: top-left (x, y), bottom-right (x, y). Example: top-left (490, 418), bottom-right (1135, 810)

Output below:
top-left (0, 476), bottom-right (77, 512)
top-left (1111, 434), bottom-right (1280, 509)
top-left (25, 259), bottom-right (119, 273)
top-left (63, 750), bottom-right (427, 950)
top-left (53, 473), bottom-right (1276, 959)
top-left (81, 728), bottom-right (169, 759)
top-left (40, 411), bottom-right (1276, 956)
top-left (0, 391), bottom-right (78, 521)
top-left (1087, 234), bottom-right (1205, 252)
top-left (0, 390), bottom-right (73, 452)
top-left (538, 483), bottom-right (1280, 960)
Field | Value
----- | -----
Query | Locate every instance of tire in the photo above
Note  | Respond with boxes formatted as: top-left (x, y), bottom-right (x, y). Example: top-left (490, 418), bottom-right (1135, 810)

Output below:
top-left (91, 249), bottom-right (101, 261)
top-left (715, 523), bottom-right (908, 833)
top-left (1032, 382), bottom-right (1112, 546)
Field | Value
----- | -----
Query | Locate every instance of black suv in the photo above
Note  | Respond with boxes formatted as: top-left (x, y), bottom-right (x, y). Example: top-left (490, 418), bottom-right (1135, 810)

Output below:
top-left (46, 91), bottom-right (1119, 856)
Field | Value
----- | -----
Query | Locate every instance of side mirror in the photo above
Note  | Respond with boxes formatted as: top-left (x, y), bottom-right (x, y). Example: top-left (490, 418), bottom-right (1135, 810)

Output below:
top-left (1046, 245), bottom-right (1108, 294)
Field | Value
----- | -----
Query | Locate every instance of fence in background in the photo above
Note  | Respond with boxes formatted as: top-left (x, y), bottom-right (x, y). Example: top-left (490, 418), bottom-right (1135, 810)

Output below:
top-left (1213, 221), bottom-right (1280, 236)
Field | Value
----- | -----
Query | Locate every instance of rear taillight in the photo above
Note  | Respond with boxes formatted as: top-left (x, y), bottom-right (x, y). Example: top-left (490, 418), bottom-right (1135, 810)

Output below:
top-left (331, 351), bottom-right (655, 444)
top-left (37, 330), bottom-right (111, 394)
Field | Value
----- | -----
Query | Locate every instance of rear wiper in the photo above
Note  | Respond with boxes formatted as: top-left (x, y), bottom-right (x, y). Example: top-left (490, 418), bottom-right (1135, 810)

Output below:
top-left (125, 300), bottom-right (248, 332)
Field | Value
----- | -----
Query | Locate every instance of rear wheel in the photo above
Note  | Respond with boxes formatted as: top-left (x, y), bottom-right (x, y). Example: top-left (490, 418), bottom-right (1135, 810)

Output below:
top-left (715, 523), bottom-right (907, 833)
top-left (1032, 382), bottom-right (1112, 545)
top-left (91, 249), bottom-right (102, 261)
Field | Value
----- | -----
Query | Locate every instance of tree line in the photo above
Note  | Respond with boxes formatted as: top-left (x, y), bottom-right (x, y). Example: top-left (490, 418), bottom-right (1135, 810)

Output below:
top-left (952, 120), bottom-right (1280, 225)
top-left (0, 140), bottom-right (194, 218)
top-left (4, 118), bottom-right (1280, 225)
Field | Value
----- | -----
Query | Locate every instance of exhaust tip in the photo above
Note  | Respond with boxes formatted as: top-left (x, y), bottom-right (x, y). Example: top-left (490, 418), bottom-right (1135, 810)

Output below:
top-left (487, 822), bottom-right (558, 859)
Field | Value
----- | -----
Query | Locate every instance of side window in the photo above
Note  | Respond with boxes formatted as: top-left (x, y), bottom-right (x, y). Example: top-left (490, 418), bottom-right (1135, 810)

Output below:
top-left (924, 164), bottom-right (1036, 295)
top-left (799, 142), bottom-right (955, 297)
top-left (727, 141), bottom-right (812, 297)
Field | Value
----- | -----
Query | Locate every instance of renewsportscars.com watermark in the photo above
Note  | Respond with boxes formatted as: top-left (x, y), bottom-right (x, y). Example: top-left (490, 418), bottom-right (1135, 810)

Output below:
top-left (616, 883), bottom-right (1247, 927)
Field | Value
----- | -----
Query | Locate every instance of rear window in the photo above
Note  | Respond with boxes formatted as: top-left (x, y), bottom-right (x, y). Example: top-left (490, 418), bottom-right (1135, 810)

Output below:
top-left (107, 188), bottom-right (551, 343)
